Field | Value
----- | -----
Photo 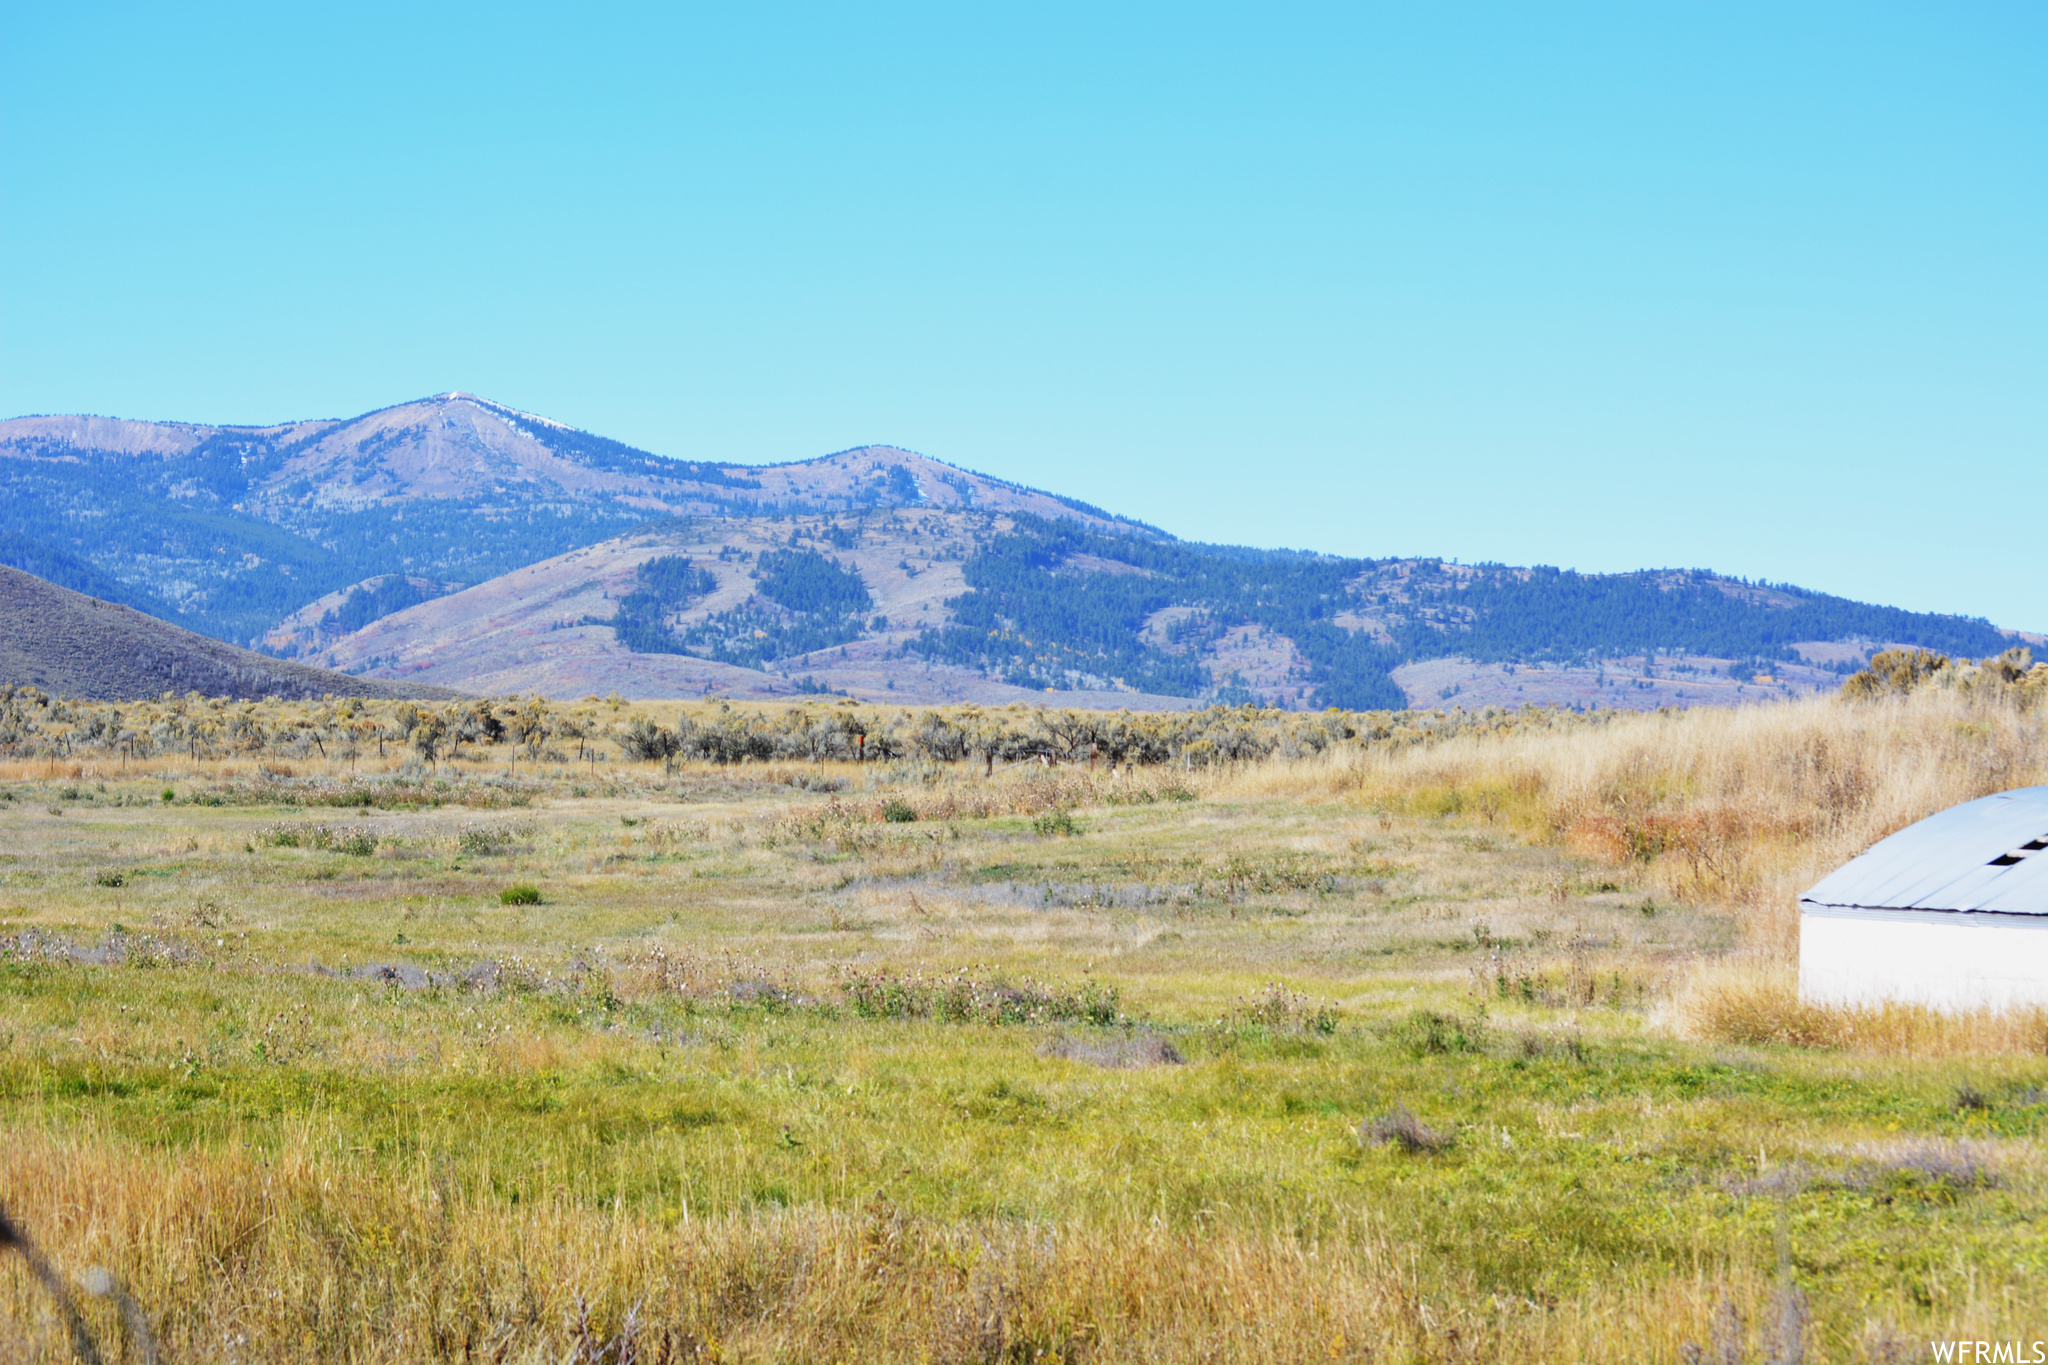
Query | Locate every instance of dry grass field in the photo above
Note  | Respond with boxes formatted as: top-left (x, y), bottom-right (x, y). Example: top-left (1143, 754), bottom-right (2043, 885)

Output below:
top-left (2, 684), bottom-right (2046, 1362)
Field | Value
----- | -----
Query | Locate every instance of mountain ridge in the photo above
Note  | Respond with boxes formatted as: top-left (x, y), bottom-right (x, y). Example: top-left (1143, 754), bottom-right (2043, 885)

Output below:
top-left (0, 393), bottom-right (1140, 646)
top-left (1, 392), bottom-right (2028, 709)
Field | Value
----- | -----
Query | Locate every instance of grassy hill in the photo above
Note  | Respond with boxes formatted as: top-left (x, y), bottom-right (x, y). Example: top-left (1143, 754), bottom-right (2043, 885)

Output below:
top-left (0, 565), bottom-right (458, 702)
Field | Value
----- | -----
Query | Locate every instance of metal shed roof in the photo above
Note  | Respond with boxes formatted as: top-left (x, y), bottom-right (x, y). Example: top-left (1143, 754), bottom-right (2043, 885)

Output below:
top-left (1801, 786), bottom-right (2048, 916)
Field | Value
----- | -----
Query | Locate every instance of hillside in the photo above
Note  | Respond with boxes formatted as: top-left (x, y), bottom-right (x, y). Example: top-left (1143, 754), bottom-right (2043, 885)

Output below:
top-left (1, 391), bottom-right (2026, 709)
top-left (0, 393), bottom-right (1133, 646)
top-left (302, 510), bottom-right (1205, 708)
top-left (0, 565), bottom-right (457, 702)
top-left (303, 507), bottom-right (2018, 709)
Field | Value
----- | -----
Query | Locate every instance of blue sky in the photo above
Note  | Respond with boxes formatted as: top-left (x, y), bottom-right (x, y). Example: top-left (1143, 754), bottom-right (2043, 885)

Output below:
top-left (3, 4), bottom-right (2042, 628)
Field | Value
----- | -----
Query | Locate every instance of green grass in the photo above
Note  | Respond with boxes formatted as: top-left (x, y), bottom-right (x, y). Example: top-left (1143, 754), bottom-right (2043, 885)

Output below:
top-left (1, 755), bottom-right (2044, 1360)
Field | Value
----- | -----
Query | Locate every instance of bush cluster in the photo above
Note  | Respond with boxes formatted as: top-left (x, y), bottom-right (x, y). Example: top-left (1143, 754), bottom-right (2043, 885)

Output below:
top-left (261, 821), bottom-right (379, 856)
top-left (0, 678), bottom-right (1660, 777)
top-left (840, 967), bottom-right (1121, 1026)
top-left (1842, 646), bottom-right (2048, 704)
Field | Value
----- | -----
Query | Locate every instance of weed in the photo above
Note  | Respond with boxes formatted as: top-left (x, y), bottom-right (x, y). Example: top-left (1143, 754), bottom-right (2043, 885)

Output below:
top-left (1512, 1026), bottom-right (1588, 1062)
top-left (841, 966), bottom-right (1120, 1025)
top-left (1384, 1008), bottom-right (1485, 1056)
top-left (458, 821), bottom-right (524, 855)
top-left (1356, 1105), bottom-right (1451, 1154)
top-left (1221, 981), bottom-right (1338, 1037)
top-left (1476, 943), bottom-right (1653, 1010)
top-left (500, 884), bottom-right (543, 905)
top-left (1040, 1028), bottom-right (1185, 1069)
top-left (262, 820), bottom-right (379, 855)
top-left (1866, 1142), bottom-right (2000, 1193)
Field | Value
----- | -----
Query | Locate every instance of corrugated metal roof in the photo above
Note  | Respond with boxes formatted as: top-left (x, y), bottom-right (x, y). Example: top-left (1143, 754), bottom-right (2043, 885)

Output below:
top-left (1801, 786), bottom-right (2048, 915)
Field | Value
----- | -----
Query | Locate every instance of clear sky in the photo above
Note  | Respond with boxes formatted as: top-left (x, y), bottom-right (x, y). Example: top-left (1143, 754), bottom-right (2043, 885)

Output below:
top-left (3, 4), bottom-right (2042, 629)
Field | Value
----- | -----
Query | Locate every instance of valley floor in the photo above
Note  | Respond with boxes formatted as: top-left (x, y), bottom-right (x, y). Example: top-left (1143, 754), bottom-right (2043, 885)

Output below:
top-left (1, 730), bottom-right (2043, 1361)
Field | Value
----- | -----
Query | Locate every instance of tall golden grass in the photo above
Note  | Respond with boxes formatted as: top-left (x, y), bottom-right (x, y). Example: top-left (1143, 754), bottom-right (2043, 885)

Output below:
top-left (1678, 963), bottom-right (2048, 1055)
top-left (1231, 690), bottom-right (2047, 956)
top-left (4, 1126), bottom-right (1977, 1364)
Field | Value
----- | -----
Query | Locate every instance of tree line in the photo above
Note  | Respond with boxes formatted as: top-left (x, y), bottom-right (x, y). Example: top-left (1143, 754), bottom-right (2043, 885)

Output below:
top-left (904, 516), bottom-right (1407, 708)
top-left (1385, 564), bottom-right (2013, 665)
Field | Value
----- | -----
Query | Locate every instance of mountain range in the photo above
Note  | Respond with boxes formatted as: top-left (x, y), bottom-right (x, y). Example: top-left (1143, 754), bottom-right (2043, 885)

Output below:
top-left (0, 392), bottom-right (2029, 708)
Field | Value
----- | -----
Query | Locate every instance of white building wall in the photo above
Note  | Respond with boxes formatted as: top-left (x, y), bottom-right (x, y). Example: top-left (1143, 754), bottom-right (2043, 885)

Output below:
top-left (1800, 909), bottom-right (2048, 1011)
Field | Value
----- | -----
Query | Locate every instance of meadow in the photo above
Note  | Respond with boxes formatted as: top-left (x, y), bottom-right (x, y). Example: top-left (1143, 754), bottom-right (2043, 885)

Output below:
top-left (2, 680), bottom-right (2046, 1362)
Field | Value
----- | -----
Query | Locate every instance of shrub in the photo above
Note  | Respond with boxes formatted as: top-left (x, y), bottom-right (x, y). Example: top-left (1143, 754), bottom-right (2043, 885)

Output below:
top-left (1224, 981), bottom-right (1339, 1037)
top-left (262, 821), bottom-right (378, 856)
top-left (1841, 647), bottom-right (1950, 699)
top-left (1872, 1143), bottom-right (2000, 1192)
top-left (1357, 1105), bottom-right (1452, 1154)
top-left (1040, 1029), bottom-right (1184, 1068)
top-left (881, 799), bottom-right (917, 824)
top-left (500, 885), bottom-right (542, 905)
top-left (93, 871), bottom-right (125, 888)
top-left (457, 823), bottom-right (518, 855)
top-left (1032, 810), bottom-right (1079, 837)
top-left (1513, 1026), bottom-right (1590, 1062)
top-left (618, 716), bottom-right (683, 763)
top-left (1385, 1008), bottom-right (1485, 1056)
top-left (840, 966), bottom-right (1119, 1026)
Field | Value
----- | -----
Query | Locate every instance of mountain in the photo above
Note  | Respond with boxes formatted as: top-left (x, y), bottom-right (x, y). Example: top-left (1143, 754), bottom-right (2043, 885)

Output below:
top-left (0, 565), bottom-right (457, 702)
top-left (301, 507), bottom-right (2019, 711)
top-left (296, 511), bottom-right (1210, 708)
top-left (0, 392), bottom-right (1133, 647)
top-left (1, 392), bottom-right (2025, 710)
